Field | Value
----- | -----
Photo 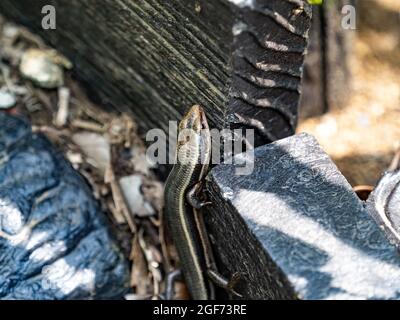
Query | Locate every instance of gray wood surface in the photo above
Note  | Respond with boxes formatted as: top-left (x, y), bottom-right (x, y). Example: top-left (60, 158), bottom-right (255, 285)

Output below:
top-left (0, 0), bottom-right (311, 145)
top-left (205, 133), bottom-right (400, 299)
top-left (300, 0), bottom-right (355, 118)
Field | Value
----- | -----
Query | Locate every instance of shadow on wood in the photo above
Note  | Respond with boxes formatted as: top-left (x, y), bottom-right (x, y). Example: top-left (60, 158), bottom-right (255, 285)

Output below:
top-left (205, 133), bottom-right (400, 299)
top-left (0, 0), bottom-right (311, 146)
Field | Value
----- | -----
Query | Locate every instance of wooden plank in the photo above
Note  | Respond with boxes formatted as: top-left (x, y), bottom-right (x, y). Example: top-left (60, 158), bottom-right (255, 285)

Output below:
top-left (0, 0), bottom-right (311, 145)
top-left (300, 0), bottom-right (355, 118)
top-left (205, 133), bottom-right (400, 299)
top-left (299, 4), bottom-right (325, 118)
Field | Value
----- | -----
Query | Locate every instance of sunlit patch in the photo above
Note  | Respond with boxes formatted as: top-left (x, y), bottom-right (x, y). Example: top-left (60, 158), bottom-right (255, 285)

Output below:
top-left (288, 275), bottom-right (308, 298)
top-left (235, 189), bottom-right (400, 299)
top-left (232, 22), bottom-right (248, 36)
top-left (0, 197), bottom-right (24, 235)
top-left (30, 241), bottom-right (66, 262)
top-left (25, 231), bottom-right (50, 250)
top-left (41, 259), bottom-right (95, 294)
top-left (227, 0), bottom-right (254, 9)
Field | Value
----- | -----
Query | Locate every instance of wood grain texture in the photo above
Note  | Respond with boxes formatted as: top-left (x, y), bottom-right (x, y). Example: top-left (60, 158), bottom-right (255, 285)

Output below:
top-left (228, 0), bottom-right (311, 143)
top-left (205, 133), bottom-right (400, 300)
top-left (0, 0), bottom-right (311, 145)
top-left (299, 0), bottom-right (355, 118)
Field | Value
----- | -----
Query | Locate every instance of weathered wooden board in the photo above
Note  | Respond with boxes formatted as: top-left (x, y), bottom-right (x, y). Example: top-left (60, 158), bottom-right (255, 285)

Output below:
top-left (299, 4), bottom-right (325, 118)
top-left (0, 0), bottom-right (311, 145)
top-left (205, 133), bottom-right (400, 299)
top-left (299, 0), bottom-right (355, 118)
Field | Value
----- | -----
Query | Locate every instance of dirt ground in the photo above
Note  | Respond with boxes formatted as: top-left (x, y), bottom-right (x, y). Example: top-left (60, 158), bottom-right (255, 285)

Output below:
top-left (298, 0), bottom-right (400, 187)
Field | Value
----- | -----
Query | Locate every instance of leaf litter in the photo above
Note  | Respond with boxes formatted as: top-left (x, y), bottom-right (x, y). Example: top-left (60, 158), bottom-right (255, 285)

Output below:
top-left (0, 15), bottom-right (183, 300)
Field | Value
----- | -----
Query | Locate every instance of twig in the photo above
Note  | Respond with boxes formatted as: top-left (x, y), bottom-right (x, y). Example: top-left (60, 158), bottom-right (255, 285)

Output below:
top-left (0, 63), bottom-right (13, 90)
top-left (105, 198), bottom-right (126, 225)
top-left (31, 86), bottom-right (53, 110)
top-left (138, 228), bottom-right (162, 298)
top-left (105, 164), bottom-right (137, 233)
top-left (388, 143), bottom-right (400, 172)
top-left (54, 86), bottom-right (70, 127)
top-left (130, 234), bottom-right (149, 296)
top-left (159, 209), bottom-right (172, 274)
top-left (71, 119), bottom-right (105, 133)
top-left (31, 125), bottom-right (70, 143)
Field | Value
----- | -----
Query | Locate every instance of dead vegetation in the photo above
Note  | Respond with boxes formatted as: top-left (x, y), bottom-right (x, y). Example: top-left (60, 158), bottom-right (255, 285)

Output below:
top-left (0, 16), bottom-right (183, 299)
